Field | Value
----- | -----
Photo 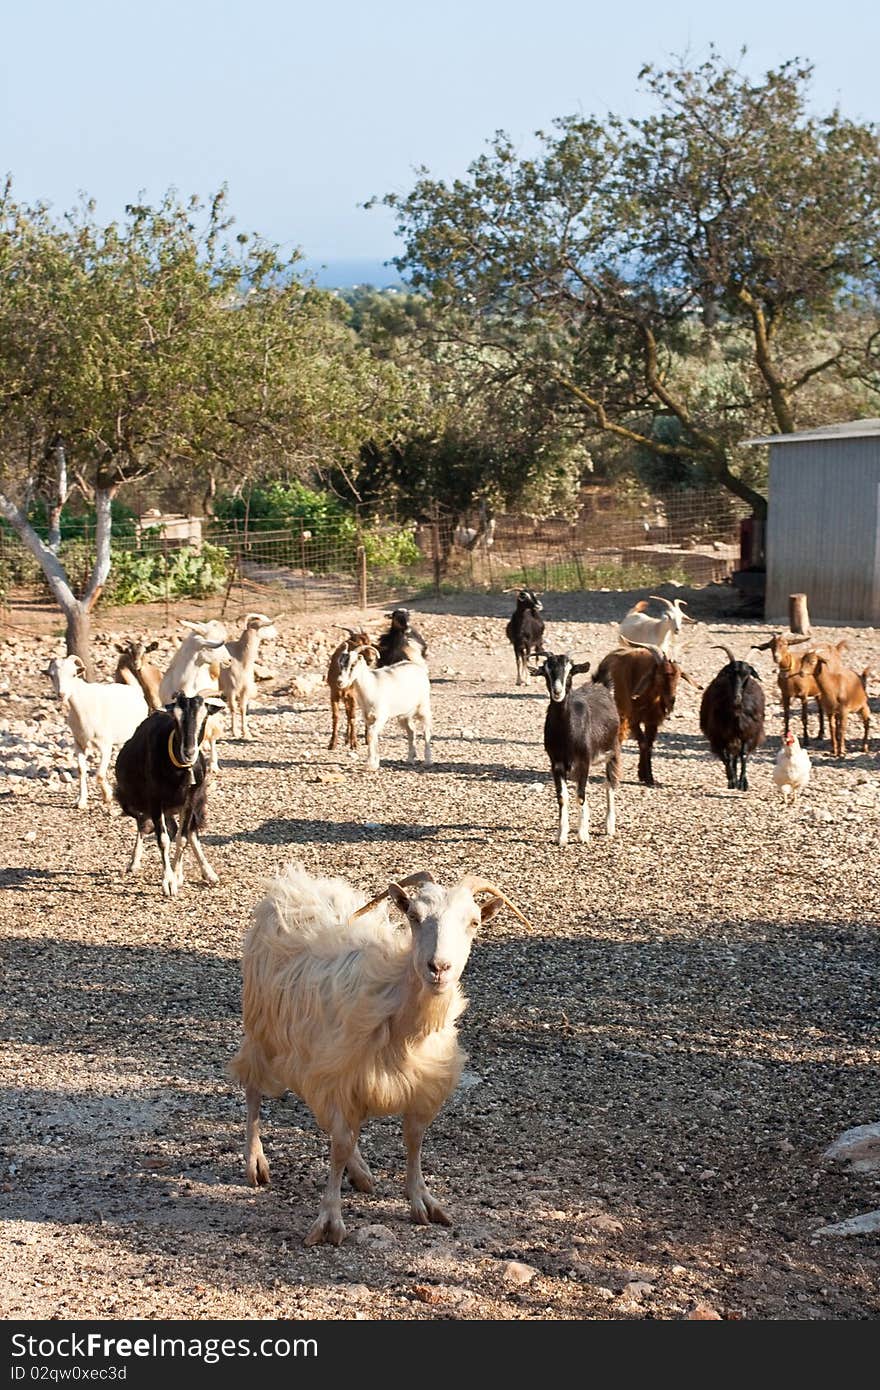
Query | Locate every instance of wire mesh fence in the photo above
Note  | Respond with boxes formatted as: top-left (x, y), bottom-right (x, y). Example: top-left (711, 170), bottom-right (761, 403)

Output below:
top-left (0, 487), bottom-right (752, 620)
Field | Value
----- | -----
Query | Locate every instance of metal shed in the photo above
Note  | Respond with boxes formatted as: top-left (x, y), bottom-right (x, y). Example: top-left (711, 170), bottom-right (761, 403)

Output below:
top-left (748, 418), bottom-right (880, 625)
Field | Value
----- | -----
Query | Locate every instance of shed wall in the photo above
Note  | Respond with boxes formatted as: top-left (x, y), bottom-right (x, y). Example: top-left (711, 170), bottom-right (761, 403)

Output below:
top-left (765, 439), bottom-right (880, 623)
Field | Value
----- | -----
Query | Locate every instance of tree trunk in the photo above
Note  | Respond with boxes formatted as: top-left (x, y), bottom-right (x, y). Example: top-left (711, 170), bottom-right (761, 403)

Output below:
top-left (47, 436), bottom-right (68, 553)
top-left (64, 601), bottom-right (96, 678)
top-left (0, 482), bottom-right (115, 681)
top-left (788, 593), bottom-right (810, 635)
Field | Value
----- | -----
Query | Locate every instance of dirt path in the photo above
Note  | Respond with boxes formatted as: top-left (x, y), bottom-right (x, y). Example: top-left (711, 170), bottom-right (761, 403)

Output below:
top-left (1, 590), bottom-right (879, 1319)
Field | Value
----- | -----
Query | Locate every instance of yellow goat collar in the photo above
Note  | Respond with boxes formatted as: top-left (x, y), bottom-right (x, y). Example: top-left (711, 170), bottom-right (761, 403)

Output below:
top-left (167, 728), bottom-right (194, 769)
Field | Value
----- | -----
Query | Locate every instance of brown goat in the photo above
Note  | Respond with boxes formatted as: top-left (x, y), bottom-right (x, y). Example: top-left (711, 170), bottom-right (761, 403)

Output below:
top-left (800, 653), bottom-right (871, 757)
top-left (593, 644), bottom-right (699, 787)
top-left (114, 640), bottom-right (163, 712)
top-left (326, 628), bottom-right (377, 750)
top-left (752, 633), bottom-right (848, 745)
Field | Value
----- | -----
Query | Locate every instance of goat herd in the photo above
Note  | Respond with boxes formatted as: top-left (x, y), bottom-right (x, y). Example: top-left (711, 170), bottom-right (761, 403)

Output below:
top-left (36, 590), bottom-right (873, 1245)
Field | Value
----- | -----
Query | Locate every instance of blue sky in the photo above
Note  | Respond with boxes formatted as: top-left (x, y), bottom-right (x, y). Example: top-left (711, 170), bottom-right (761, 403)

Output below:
top-left (2, 0), bottom-right (878, 277)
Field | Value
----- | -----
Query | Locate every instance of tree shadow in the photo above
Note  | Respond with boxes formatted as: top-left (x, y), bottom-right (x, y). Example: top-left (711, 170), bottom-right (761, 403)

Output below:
top-left (2, 919), bottom-right (879, 1315)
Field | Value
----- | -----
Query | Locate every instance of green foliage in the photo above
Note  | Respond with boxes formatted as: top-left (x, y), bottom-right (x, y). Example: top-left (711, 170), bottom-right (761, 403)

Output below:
top-left (214, 481), bottom-right (351, 533)
top-left (103, 542), bottom-right (229, 604)
top-left (377, 50), bottom-right (880, 515)
top-left (29, 540), bottom-right (230, 605)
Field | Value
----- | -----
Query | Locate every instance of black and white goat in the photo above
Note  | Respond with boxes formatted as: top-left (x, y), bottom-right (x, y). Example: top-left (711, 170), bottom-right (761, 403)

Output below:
top-left (531, 652), bottom-right (621, 846)
top-left (115, 692), bottom-right (225, 896)
top-left (377, 608), bottom-right (428, 667)
top-left (699, 644), bottom-right (765, 791)
top-left (506, 588), bottom-right (545, 686)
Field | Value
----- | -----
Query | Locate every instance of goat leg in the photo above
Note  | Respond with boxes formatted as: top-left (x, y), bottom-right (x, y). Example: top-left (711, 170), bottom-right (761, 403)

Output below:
top-left (158, 812), bottom-right (178, 898)
top-left (328, 695), bottom-right (340, 750)
top-left (128, 818), bottom-right (146, 875)
top-left (553, 767), bottom-right (569, 846)
top-left (96, 745), bottom-right (113, 805)
top-left (189, 830), bottom-right (219, 886)
top-left (605, 747), bottom-right (619, 837)
top-left (346, 1137), bottom-right (375, 1193)
top-left (244, 1085), bottom-right (270, 1187)
top-left (75, 743), bottom-right (89, 810)
top-left (575, 770), bottom-right (590, 844)
top-left (404, 1112), bottom-right (451, 1227)
top-left (305, 1110), bottom-right (356, 1246)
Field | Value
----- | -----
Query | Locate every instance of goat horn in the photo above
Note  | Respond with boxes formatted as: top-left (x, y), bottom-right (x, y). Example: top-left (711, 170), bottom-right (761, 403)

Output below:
top-left (712, 644), bottom-right (737, 664)
top-left (458, 875), bottom-right (532, 929)
top-left (349, 871), bottom-right (436, 922)
top-left (335, 625), bottom-right (359, 636)
top-left (648, 595), bottom-right (675, 609)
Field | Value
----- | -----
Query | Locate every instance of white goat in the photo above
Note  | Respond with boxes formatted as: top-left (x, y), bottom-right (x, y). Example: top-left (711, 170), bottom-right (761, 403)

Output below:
top-left (218, 612), bottom-right (278, 739)
top-left (158, 620), bottom-right (231, 705)
top-left (335, 648), bottom-right (432, 771)
top-left (229, 864), bottom-right (529, 1245)
top-left (47, 655), bottom-right (148, 809)
top-left (618, 596), bottom-right (694, 654)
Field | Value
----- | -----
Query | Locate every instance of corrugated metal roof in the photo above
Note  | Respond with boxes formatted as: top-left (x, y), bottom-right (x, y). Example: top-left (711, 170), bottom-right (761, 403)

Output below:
top-left (745, 418), bottom-right (880, 446)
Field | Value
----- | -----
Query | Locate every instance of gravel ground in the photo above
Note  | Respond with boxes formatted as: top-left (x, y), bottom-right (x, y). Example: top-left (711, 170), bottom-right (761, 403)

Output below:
top-left (1, 586), bottom-right (879, 1321)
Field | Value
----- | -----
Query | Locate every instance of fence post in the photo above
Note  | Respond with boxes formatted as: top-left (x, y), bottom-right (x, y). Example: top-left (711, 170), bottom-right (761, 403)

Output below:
top-left (299, 524), bottom-right (309, 611)
top-left (162, 532), bottom-right (170, 629)
top-left (431, 523), bottom-right (441, 597)
top-left (356, 545), bottom-right (367, 608)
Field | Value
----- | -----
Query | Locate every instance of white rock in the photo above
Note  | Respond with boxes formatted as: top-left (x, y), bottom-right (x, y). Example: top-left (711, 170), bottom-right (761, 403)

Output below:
top-left (822, 1121), bottom-right (880, 1173)
top-left (354, 1223), bottom-right (397, 1248)
top-left (814, 1210), bottom-right (880, 1237)
top-left (501, 1260), bottom-right (538, 1286)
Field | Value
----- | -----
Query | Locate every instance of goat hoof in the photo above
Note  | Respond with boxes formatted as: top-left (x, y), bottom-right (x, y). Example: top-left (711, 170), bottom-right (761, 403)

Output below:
top-left (304, 1211), bottom-right (346, 1246)
top-left (162, 874), bottom-right (178, 899)
top-left (202, 868), bottom-right (219, 886)
top-left (246, 1155), bottom-right (270, 1187)
top-left (410, 1193), bottom-right (452, 1227)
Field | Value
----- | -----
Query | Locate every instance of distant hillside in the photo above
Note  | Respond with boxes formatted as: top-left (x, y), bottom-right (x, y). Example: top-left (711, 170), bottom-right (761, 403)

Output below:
top-left (305, 257), bottom-right (404, 290)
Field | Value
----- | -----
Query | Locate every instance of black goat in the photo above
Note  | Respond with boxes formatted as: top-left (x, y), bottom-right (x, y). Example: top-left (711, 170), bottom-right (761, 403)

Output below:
top-left (506, 588), bottom-right (545, 686)
top-left (115, 692), bottom-right (225, 896)
top-left (699, 644), bottom-right (765, 791)
top-left (377, 608), bottom-right (428, 667)
top-left (531, 652), bottom-right (621, 846)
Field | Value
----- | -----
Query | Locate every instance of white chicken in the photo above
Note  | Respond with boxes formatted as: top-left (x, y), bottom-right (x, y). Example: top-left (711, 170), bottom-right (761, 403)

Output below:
top-left (773, 730), bottom-right (811, 806)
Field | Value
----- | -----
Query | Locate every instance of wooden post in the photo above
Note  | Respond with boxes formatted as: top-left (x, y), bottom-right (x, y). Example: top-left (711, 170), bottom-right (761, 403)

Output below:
top-left (431, 522), bottom-right (441, 597)
top-left (789, 593), bottom-right (810, 635)
top-left (356, 544), bottom-right (367, 608)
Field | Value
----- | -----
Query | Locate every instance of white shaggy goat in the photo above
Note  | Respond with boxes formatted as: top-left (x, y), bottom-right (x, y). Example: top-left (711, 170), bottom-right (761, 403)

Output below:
top-left (229, 864), bottom-right (529, 1245)
top-left (618, 596), bottom-right (694, 654)
top-left (158, 619), bottom-right (231, 705)
top-left (47, 655), bottom-right (148, 809)
top-left (334, 648), bottom-right (432, 770)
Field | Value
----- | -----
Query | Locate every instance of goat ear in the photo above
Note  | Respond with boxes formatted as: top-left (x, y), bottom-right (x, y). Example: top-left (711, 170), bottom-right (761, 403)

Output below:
top-left (528, 664), bottom-right (546, 678)
top-left (748, 666), bottom-right (761, 680)
top-left (479, 896), bottom-right (505, 924)
top-left (114, 642), bottom-right (126, 653)
top-left (146, 640), bottom-right (160, 653)
top-left (204, 698), bottom-right (226, 715)
top-left (72, 655), bottom-right (86, 673)
top-left (179, 619), bottom-right (206, 634)
top-left (571, 661), bottom-right (591, 676)
top-left (164, 700), bottom-right (180, 716)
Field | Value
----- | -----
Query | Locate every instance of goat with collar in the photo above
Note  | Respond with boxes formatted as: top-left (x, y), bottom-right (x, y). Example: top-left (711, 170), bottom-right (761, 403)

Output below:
top-left (115, 692), bottom-right (225, 896)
